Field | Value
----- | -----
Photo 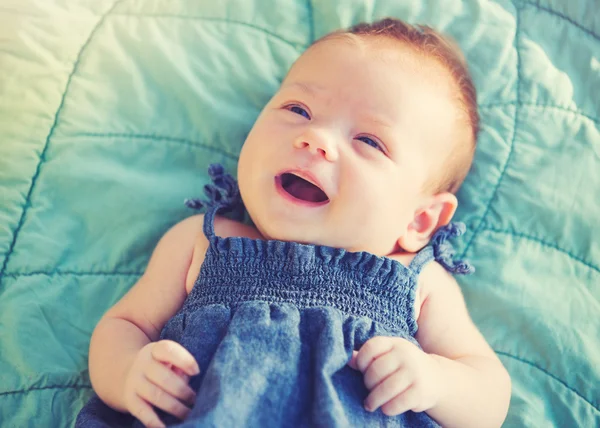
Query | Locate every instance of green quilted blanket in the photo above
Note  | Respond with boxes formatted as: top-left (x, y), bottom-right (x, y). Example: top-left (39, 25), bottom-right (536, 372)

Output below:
top-left (0, 0), bottom-right (598, 426)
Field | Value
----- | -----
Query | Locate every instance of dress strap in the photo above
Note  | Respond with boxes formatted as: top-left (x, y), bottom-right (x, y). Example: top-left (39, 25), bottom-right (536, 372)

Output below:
top-left (184, 163), bottom-right (246, 239)
top-left (198, 205), bottom-right (218, 239)
top-left (408, 223), bottom-right (475, 276)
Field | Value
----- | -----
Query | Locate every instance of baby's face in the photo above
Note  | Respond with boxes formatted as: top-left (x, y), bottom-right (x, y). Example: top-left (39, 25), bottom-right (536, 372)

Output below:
top-left (238, 36), bottom-right (458, 255)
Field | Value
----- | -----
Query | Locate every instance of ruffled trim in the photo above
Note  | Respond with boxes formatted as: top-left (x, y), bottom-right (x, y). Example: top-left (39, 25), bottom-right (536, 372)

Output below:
top-left (430, 223), bottom-right (475, 275)
top-left (207, 233), bottom-right (409, 283)
top-left (184, 164), bottom-right (245, 221)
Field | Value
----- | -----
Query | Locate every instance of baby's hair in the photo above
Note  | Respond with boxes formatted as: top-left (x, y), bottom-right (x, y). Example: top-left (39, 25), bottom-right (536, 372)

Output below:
top-left (313, 18), bottom-right (479, 194)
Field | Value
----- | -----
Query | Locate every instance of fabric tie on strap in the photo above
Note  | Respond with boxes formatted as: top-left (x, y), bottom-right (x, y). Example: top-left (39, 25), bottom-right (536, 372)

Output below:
top-left (430, 223), bottom-right (475, 275)
top-left (185, 163), bottom-right (246, 222)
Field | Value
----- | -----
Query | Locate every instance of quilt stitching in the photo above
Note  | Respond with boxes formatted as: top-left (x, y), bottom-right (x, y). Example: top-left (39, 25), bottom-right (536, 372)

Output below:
top-left (77, 132), bottom-right (241, 161)
top-left (460, 0), bottom-right (522, 260)
top-left (109, 13), bottom-right (308, 50)
top-left (479, 102), bottom-right (600, 126)
top-left (496, 350), bottom-right (600, 412)
top-left (0, 0), bottom-right (125, 286)
top-left (0, 383), bottom-right (92, 397)
top-left (482, 228), bottom-right (600, 274)
top-left (521, 0), bottom-right (600, 41)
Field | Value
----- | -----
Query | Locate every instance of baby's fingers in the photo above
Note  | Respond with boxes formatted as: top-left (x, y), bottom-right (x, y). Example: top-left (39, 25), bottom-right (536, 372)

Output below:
top-left (137, 380), bottom-right (192, 421)
top-left (363, 351), bottom-right (404, 390)
top-left (152, 340), bottom-right (200, 377)
top-left (129, 394), bottom-right (166, 428)
top-left (348, 351), bottom-right (359, 370)
top-left (379, 385), bottom-right (422, 416)
top-left (354, 337), bottom-right (394, 373)
top-left (146, 360), bottom-right (196, 406)
top-left (364, 370), bottom-right (411, 414)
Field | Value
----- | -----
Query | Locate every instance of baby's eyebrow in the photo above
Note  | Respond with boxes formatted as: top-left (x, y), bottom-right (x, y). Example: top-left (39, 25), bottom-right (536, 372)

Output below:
top-left (362, 115), bottom-right (394, 129)
top-left (281, 81), bottom-right (325, 97)
top-left (282, 81), bottom-right (394, 129)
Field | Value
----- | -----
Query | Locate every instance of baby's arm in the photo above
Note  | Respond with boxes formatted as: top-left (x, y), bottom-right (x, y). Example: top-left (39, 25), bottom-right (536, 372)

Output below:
top-left (350, 262), bottom-right (511, 428)
top-left (88, 215), bottom-right (206, 427)
top-left (414, 263), bottom-right (511, 426)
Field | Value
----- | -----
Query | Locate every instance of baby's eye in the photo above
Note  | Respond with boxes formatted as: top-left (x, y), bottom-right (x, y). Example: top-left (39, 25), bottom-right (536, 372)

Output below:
top-left (356, 136), bottom-right (384, 153)
top-left (286, 105), bottom-right (311, 120)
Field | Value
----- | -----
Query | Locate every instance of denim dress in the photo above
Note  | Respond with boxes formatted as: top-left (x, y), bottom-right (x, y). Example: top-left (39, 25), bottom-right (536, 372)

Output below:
top-left (76, 165), bottom-right (473, 428)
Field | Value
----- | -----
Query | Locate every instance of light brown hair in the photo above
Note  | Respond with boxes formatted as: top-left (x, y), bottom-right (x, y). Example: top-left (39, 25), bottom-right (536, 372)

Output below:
top-left (313, 18), bottom-right (479, 194)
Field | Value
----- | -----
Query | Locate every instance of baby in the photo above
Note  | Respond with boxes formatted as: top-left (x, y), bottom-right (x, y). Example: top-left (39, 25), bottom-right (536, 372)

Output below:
top-left (77, 18), bottom-right (511, 428)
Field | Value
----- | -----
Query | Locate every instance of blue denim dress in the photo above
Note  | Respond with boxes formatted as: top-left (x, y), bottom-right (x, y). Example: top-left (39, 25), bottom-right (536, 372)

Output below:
top-left (76, 165), bottom-right (473, 428)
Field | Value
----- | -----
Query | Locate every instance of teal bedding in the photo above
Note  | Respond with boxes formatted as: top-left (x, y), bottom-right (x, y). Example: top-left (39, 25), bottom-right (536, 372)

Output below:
top-left (0, 0), bottom-right (598, 426)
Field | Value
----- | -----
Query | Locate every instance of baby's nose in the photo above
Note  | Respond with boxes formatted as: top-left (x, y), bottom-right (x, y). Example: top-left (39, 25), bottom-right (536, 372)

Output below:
top-left (294, 134), bottom-right (338, 162)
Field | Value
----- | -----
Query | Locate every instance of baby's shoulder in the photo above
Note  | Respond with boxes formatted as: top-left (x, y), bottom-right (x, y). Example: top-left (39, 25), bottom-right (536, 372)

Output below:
top-left (388, 253), bottom-right (458, 319)
top-left (184, 214), bottom-right (262, 294)
top-left (389, 252), bottom-right (456, 292)
top-left (213, 215), bottom-right (263, 240)
top-left (416, 260), bottom-right (462, 319)
top-left (185, 213), bottom-right (261, 249)
top-left (418, 260), bottom-right (458, 293)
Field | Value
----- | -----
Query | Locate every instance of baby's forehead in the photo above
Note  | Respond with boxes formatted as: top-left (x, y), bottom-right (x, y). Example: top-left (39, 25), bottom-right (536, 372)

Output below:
top-left (289, 34), bottom-right (452, 86)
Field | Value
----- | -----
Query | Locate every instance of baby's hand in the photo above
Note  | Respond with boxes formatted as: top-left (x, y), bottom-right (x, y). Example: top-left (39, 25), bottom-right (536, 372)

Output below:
top-left (123, 340), bottom-right (200, 428)
top-left (348, 336), bottom-right (442, 417)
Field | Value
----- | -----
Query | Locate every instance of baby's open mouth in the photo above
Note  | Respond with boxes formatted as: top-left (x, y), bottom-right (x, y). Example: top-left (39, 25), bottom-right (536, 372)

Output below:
top-left (279, 172), bottom-right (329, 203)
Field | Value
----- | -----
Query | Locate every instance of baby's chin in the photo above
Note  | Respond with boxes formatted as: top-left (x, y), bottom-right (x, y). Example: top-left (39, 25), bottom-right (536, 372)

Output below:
top-left (254, 222), bottom-right (370, 253)
top-left (256, 224), bottom-right (321, 246)
top-left (249, 208), bottom-right (394, 254)
top-left (254, 221), bottom-right (328, 246)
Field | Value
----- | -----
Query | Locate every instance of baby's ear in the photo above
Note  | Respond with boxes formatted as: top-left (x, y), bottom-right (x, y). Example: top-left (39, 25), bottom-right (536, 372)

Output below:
top-left (397, 192), bottom-right (458, 253)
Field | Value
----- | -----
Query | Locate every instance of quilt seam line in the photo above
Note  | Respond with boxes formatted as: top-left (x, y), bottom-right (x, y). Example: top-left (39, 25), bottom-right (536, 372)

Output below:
top-left (496, 350), bottom-right (600, 412)
top-left (521, 0), bottom-right (600, 41)
top-left (306, 0), bottom-right (315, 43)
top-left (0, 383), bottom-right (92, 397)
top-left (460, 1), bottom-right (522, 259)
top-left (75, 132), bottom-right (240, 160)
top-left (478, 102), bottom-right (600, 126)
top-left (109, 13), bottom-right (308, 49)
top-left (4, 271), bottom-right (142, 278)
top-left (0, 0), bottom-right (125, 286)
top-left (482, 228), bottom-right (600, 274)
